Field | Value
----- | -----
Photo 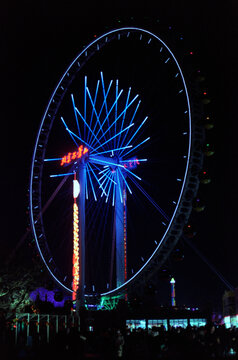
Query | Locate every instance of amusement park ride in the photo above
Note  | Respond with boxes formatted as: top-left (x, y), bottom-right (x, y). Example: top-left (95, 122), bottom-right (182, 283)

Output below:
top-left (29, 26), bottom-right (208, 309)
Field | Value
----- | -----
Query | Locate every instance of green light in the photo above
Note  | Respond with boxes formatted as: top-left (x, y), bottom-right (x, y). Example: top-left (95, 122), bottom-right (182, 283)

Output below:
top-left (100, 294), bottom-right (122, 310)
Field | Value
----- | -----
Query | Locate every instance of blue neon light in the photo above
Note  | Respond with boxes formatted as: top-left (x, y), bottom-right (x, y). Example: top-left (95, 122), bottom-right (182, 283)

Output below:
top-left (86, 164), bottom-right (97, 201)
top-left (75, 106), bottom-right (104, 149)
top-left (50, 172), bottom-right (75, 178)
top-left (84, 76), bottom-right (87, 139)
top-left (117, 87), bottom-right (131, 148)
top-left (119, 100), bottom-right (141, 154)
top-left (61, 117), bottom-right (79, 147)
top-left (123, 137), bottom-right (150, 157)
top-left (87, 163), bottom-right (107, 196)
top-left (92, 145), bottom-right (132, 156)
top-left (44, 158), bottom-right (62, 162)
top-left (91, 123), bottom-right (134, 153)
top-left (93, 89), bottom-right (124, 145)
top-left (120, 116), bottom-right (148, 154)
top-left (118, 168), bottom-right (132, 194)
top-left (98, 94), bottom-right (139, 143)
top-left (71, 94), bottom-right (81, 137)
top-left (86, 87), bottom-right (107, 144)
top-left (100, 72), bottom-right (111, 140)
top-left (87, 80), bottom-right (100, 143)
top-left (105, 173), bottom-right (114, 203)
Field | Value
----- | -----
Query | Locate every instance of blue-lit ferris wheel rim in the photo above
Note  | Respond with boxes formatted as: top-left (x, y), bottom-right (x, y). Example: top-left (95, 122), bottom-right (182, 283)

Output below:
top-left (30, 27), bottom-right (192, 296)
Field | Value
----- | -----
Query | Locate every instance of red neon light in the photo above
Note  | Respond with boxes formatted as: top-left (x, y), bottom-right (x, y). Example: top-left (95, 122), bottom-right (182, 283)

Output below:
top-left (123, 158), bottom-right (140, 169)
top-left (61, 145), bottom-right (89, 166)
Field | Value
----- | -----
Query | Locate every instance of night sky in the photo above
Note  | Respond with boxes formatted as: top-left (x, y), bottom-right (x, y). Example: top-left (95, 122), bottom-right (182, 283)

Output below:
top-left (3, 1), bottom-right (238, 310)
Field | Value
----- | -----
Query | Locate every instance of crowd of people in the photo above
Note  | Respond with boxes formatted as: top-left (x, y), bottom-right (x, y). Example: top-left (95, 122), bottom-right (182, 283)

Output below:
top-left (1, 310), bottom-right (238, 360)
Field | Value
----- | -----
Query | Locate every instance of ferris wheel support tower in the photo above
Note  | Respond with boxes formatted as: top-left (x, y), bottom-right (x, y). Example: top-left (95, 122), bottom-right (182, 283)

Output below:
top-left (73, 153), bottom-right (128, 306)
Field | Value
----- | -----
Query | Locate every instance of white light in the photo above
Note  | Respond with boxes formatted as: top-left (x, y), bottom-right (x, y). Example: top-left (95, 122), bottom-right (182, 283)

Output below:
top-left (73, 180), bottom-right (80, 198)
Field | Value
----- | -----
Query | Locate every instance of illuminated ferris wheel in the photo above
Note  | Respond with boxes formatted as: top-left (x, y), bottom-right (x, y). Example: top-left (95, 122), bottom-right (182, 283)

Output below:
top-left (29, 27), bottom-right (204, 305)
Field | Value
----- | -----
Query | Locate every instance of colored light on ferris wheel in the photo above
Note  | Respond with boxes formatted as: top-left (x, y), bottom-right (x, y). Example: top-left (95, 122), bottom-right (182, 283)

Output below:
top-left (73, 180), bottom-right (80, 198)
top-left (60, 145), bottom-right (89, 166)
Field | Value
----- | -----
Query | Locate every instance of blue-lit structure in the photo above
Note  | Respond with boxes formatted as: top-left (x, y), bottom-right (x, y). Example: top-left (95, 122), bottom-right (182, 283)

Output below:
top-left (44, 73), bottom-right (146, 305)
top-left (29, 27), bottom-right (204, 306)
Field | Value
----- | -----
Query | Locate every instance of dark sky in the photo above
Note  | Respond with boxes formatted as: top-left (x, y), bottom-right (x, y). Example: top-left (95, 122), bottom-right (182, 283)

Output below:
top-left (3, 1), bottom-right (238, 310)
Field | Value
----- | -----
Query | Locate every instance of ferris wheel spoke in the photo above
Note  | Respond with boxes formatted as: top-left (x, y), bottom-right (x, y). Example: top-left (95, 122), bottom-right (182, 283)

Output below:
top-left (119, 116), bottom-right (148, 156)
top-left (91, 123), bottom-right (134, 154)
top-left (98, 168), bottom-right (111, 182)
top-left (118, 168), bottom-right (132, 194)
top-left (84, 76), bottom-right (87, 139)
top-left (105, 173), bottom-right (114, 203)
top-left (60, 116), bottom-right (79, 147)
top-left (93, 89), bottom-right (124, 144)
top-left (87, 163), bottom-right (107, 196)
top-left (128, 174), bottom-right (170, 222)
top-left (98, 80), bottom-right (113, 118)
top-left (98, 166), bottom-right (109, 175)
top-left (100, 174), bottom-right (111, 197)
top-left (86, 86), bottom-right (108, 146)
top-left (118, 100), bottom-right (141, 154)
top-left (44, 157), bottom-right (62, 162)
top-left (114, 79), bottom-right (119, 148)
top-left (100, 72), bottom-right (112, 140)
top-left (71, 94), bottom-right (82, 138)
top-left (121, 166), bottom-right (142, 181)
top-left (74, 106), bottom-right (105, 151)
top-left (98, 94), bottom-right (139, 144)
top-left (117, 87), bottom-right (131, 149)
top-left (87, 80), bottom-right (100, 144)
top-left (86, 164), bottom-right (97, 201)
top-left (65, 127), bottom-right (96, 152)
top-left (92, 145), bottom-right (132, 157)
top-left (50, 172), bottom-right (75, 178)
top-left (94, 163), bottom-right (117, 186)
top-left (120, 158), bottom-right (147, 163)
top-left (85, 169), bottom-right (89, 200)
top-left (105, 170), bottom-right (117, 186)
top-left (122, 136), bottom-right (150, 158)
top-left (88, 79), bottom-right (113, 146)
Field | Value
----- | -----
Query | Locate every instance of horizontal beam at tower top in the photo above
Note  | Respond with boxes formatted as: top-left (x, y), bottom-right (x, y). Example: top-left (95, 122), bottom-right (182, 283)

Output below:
top-left (89, 154), bottom-right (119, 167)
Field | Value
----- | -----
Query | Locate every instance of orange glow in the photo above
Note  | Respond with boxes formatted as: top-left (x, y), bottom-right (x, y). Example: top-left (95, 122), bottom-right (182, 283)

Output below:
top-left (61, 145), bottom-right (89, 166)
